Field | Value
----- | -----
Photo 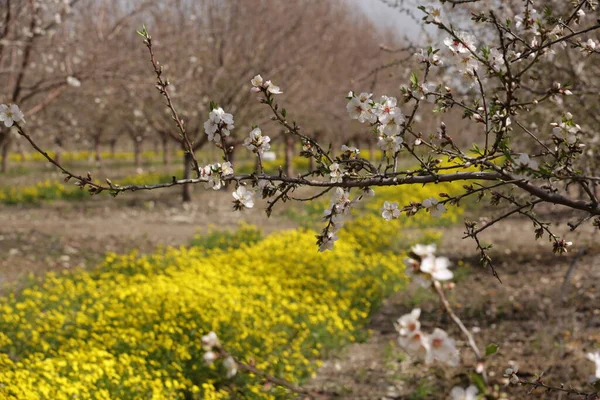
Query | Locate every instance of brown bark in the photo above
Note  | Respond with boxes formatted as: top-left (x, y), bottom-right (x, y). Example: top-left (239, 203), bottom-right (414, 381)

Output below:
top-left (162, 136), bottom-right (169, 165)
top-left (94, 138), bottom-right (102, 167)
top-left (1, 137), bottom-right (10, 173)
top-left (134, 140), bottom-right (142, 168)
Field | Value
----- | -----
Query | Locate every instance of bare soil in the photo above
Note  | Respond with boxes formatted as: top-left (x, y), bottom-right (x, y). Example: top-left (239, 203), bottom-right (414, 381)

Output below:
top-left (309, 220), bottom-right (600, 399)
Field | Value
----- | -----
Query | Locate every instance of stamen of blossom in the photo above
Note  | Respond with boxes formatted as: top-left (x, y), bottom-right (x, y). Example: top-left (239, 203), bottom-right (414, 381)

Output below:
top-left (394, 308), bottom-right (421, 336)
top-left (425, 328), bottom-right (460, 366)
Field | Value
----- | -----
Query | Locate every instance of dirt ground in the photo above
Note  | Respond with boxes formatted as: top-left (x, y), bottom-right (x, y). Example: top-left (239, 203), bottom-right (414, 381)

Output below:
top-left (0, 188), bottom-right (295, 288)
top-left (310, 221), bottom-right (600, 399)
top-left (0, 188), bottom-right (599, 399)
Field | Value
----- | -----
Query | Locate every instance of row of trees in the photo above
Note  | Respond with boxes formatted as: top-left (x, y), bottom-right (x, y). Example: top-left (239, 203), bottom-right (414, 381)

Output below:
top-left (1, 0), bottom-right (413, 201)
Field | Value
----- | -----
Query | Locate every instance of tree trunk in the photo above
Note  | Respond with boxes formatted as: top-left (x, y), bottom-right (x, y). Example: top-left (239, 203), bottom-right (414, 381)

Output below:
top-left (162, 136), bottom-right (169, 165)
top-left (134, 140), bottom-right (142, 168)
top-left (1, 136), bottom-right (11, 173)
top-left (94, 138), bottom-right (102, 168)
top-left (285, 135), bottom-right (294, 177)
top-left (109, 139), bottom-right (117, 158)
top-left (182, 151), bottom-right (193, 202)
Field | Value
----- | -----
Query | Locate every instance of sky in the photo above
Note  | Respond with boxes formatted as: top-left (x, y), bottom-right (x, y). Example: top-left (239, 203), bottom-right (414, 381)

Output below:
top-left (354, 0), bottom-right (425, 39)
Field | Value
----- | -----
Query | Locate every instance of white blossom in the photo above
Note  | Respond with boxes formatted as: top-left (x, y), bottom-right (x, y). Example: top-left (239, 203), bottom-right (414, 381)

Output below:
top-left (201, 331), bottom-right (220, 350)
top-left (394, 308), bottom-right (421, 336)
top-left (426, 328), bottom-right (460, 366)
top-left (586, 351), bottom-right (600, 380)
top-left (66, 76), bottom-right (81, 87)
top-left (233, 186), bottom-right (254, 209)
top-left (346, 93), bottom-right (377, 123)
top-left (201, 163), bottom-right (231, 190)
top-left (515, 153), bottom-right (539, 170)
top-left (584, 39), bottom-right (597, 53)
top-left (425, 7), bottom-right (441, 24)
top-left (0, 104), bottom-right (25, 127)
top-left (265, 80), bottom-right (282, 94)
top-left (381, 201), bottom-right (400, 221)
top-left (448, 385), bottom-right (478, 400)
top-left (422, 197), bottom-right (446, 218)
top-left (221, 162), bottom-right (234, 176)
top-left (488, 47), bottom-right (505, 71)
top-left (329, 163), bottom-right (343, 183)
top-left (374, 96), bottom-right (405, 125)
top-left (444, 31), bottom-right (477, 54)
top-left (243, 127), bottom-right (271, 154)
top-left (420, 256), bottom-right (453, 281)
top-left (223, 356), bottom-right (238, 378)
top-left (251, 74), bottom-right (263, 87)
top-left (377, 134), bottom-right (403, 156)
top-left (319, 231), bottom-right (339, 252)
top-left (341, 144), bottom-right (360, 156)
top-left (415, 48), bottom-right (443, 66)
top-left (204, 107), bottom-right (234, 142)
top-left (398, 330), bottom-right (429, 361)
top-left (411, 243), bottom-right (437, 258)
top-left (203, 351), bottom-right (218, 365)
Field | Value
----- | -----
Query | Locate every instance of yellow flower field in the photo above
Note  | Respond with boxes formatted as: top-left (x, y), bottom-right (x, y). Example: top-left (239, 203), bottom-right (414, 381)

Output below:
top-left (0, 228), bottom-right (408, 399)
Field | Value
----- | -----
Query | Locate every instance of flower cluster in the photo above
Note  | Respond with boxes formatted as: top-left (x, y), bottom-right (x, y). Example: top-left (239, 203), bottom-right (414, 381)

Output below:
top-left (551, 113), bottom-right (582, 146)
top-left (346, 92), bottom-right (406, 157)
top-left (200, 162), bottom-right (234, 190)
top-left (203, 107), bottom-right (234, 142)
top-left (443, 31), bottom-right (479, 82)
top-left (404, 243), bottom-right (454, 285)
top-left (250, 74), bottom-right (282, 95)
top-left (243, 127), bottom-right (271, 155)
top-left (319, 188), bottom-right (353, 251)
top-left (0, 104), bottom-right (25, 127)
top-left (395, 308), bottom-right (460, 366)
top-left (202, 332), bottom-right (237, 378)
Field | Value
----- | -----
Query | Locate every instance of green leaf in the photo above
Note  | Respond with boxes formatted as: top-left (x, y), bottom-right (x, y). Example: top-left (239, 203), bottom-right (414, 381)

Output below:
top-left (409, 72), bottom-right (419, 87)
top-left (485, 343), bottom-right (499, 357)
top-left (281, 108), bottom-right (287, 118)
top-left (469, 372), bottom-right (487, 393)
